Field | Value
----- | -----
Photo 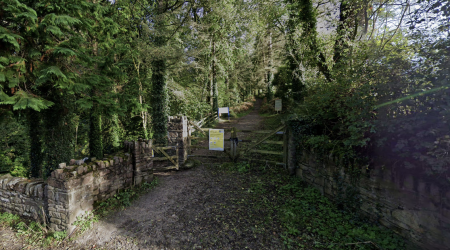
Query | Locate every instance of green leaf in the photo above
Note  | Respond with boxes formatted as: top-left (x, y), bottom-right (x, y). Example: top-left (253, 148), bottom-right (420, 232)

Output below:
top-left (0, 57), bottom-right (9, 65)
top-left (75, 98), bottom-right (93, 109)
top-left (37, 66), bottom-right (67, 83)
top-left (46, 25), bottom-right (64, 37)
top-left (53, 47), bottom-right (76, 56)
top-left (0, 33), bottom-right (23, 51)
top-left (0, 90), bottom-right (54, 111)
top-left (7, 74), bottom-right (19, 87)
top-left (0, 72), bottom-right (5, 82)
top-left (0, 90), bottom-right (16, 104)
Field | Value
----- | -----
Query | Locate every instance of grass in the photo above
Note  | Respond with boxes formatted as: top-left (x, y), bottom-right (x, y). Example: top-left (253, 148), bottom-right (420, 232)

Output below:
top-left (231, 106), bottom-right (253, 118)
top-left (218, 162), bottom-right (406, 250)
top-left (0, 211), bottom-right (67, 248)
top-left (234, 108), bottom-right (406, 249)
top-left (94, 177), bottom-right (159, 217)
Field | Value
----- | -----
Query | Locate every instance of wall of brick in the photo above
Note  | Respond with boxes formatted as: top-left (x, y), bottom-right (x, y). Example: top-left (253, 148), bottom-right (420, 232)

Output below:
top-left (294, 150), bottom-right (450, 250)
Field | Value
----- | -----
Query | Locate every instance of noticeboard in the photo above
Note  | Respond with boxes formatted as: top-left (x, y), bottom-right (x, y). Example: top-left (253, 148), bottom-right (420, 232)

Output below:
top-left (275, 99), bottom-right (282, 111)
top-left (209, 129), bottom-right (224, 151)
top-left (218, 107), bottom-right (229, 117)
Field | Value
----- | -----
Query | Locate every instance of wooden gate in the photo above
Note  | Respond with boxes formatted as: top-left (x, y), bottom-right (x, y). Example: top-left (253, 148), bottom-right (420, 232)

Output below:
top-left (152, 145), bottom-right (179, 171)
top-left (187, 123), bottom-right (288, 167)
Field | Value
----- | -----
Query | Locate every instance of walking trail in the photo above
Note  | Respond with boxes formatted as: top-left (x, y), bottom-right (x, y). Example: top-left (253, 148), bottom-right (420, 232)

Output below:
top-left (64, 99), bottom-right (286, 250)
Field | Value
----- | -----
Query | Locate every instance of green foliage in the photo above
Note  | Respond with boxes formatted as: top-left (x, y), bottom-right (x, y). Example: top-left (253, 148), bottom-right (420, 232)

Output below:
top-left (41, 93), bottom-right (76, 177)
top-left (72, 211), bottom-right (98, 235)
top-left (0, 210), bottom-right (67, 248)
top-left (151, 58), bottom-right (169, 145)
top-left (272, 65), bottom-right (293, 105)
top-left (95, 178), bottom-right (159, 217)
top-left (89, 111), bottom-right (103, 159)
top-left (0, 212), bottom-right (21, 227)
top-left (28, 110), bottom-right (43, 177)
top-left (0, 113), bottom-right (30, 176)
top-left (368, 36), bottom-right (450, 183)
top-left (278, 178), bottom-right (405, 250)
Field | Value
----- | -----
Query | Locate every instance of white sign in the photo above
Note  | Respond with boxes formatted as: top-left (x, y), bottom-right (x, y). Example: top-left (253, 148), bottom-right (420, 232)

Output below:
top-left (218, 107), bottom-right (229, 117)
top-left (275, 99), bottom-right (282, 111)
top-left (209, 129), bottom-right (224, 151)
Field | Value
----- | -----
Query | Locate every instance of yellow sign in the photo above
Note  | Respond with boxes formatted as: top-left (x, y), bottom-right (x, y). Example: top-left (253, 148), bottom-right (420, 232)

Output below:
top-left (209, 129), bottom-right (224, 151)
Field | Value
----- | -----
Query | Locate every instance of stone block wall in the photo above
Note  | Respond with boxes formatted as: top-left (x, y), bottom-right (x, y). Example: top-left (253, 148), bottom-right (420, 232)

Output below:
top-left (46, 152), bottom-right (140, 232)
top-left (0, 175), bottom-right (47, 221)
top-left (0, 140), bottom-right (154, 233)
top-left (168, 116), bottom-right (188, 167)
top-left (152, 116), bottom-right (188, 170)
top-left (124, 139), bottom-right (154, 185)
top-left (294, 150), bottom-right (450, 250)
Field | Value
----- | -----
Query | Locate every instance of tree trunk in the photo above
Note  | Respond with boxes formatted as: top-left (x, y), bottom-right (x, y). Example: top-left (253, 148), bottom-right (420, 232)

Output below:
top-left (29, 110), bottom-right (43, 178)
top-left (44, 94), bottom-right (75, 176)
top-left (267, 31), bottom-right (273, 101)
top-left (151, 0), bottom-right (169, 145)
top-left (212, 40), bottom-right (218, 111)
top-left (287, 0), bottom-right (305, 102)
top-left (89, 106), bottom-right (103, 159)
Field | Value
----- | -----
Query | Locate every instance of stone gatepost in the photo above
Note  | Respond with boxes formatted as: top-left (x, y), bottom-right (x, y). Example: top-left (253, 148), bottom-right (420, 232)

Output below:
top-left (47, 163), bottom-right (94, 233)
top-left (168, 116), bottom-right (188, 167)
top-left (125, 139), bottom-right (154, 185)
top-left (133, 139), bottom-right (154, 185)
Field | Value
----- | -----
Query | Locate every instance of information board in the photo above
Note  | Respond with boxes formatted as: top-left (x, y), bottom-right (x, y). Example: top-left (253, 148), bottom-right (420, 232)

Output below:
top-left (275, 99), bottom-right (282, 111)
top-left (209, 129), bottom-right (224, 151)
top-left (218, 107), bottom-right (229, 118)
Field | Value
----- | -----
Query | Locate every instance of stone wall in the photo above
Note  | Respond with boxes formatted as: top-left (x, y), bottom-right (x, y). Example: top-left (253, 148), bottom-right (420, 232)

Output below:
top-left (124, 139), bottom-right (154, 185)
top-left (0, 175), bottom-right (47, 221)
top-left (46, 151), bottom-right (141, 232)
top-left (294, 149), bottom-right (450, 250)
top-left (0, 140), bottom-right (154, 233)
top-left (153, 116), bottom-right (189, 170)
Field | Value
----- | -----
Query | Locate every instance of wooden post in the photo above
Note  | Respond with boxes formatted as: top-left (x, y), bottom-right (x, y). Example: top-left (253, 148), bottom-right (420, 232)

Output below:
top-left (230, 138), bottom-right (235, 160)
top-left (231, 127), bottom-right (237, 161)
top-left (283, 126), bottom-right (288, 169)
top-left (287, 126), bottom-right (296, 175)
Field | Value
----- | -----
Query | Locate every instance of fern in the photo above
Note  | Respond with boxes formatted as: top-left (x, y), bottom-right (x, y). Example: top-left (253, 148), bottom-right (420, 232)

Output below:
top-left (54, 15), bottom-right (81, 26)
top-left (45, 26), bottom-right (64, 37)
top-left (0, 33), bottom-right (23, 50)
top-left (53, 47), bottom-right (77, 57)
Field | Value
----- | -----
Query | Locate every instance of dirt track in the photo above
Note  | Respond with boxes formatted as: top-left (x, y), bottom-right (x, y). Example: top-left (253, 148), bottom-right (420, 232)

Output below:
top-left (0, 100), bottom-right (286, 250)
top-left (63, 99), bottom-right (286, 250)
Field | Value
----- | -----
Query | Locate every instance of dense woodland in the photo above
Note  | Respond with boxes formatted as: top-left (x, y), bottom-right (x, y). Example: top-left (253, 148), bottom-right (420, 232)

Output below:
top-left (0, 0), bottom-right (449, 188)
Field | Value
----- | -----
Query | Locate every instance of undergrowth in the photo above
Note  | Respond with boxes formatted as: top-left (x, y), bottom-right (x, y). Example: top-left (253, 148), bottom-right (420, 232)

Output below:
top-left (94, 177), bottom-right (159, 218)
top-left (0, 211), bottom-right (66, 248)
top-left (277, 178), bottom-right (405, 249)
top-left (219, 162), bottom-right (406, 250)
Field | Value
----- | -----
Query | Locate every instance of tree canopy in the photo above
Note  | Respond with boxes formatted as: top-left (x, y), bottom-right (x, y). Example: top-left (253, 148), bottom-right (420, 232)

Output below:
top-left (0, 0), bottom-right (448, 189)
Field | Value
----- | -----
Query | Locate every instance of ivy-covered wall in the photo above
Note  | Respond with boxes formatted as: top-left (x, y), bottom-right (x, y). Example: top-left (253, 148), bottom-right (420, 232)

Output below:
top-left (294, 149), bottom-right (450, 250)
